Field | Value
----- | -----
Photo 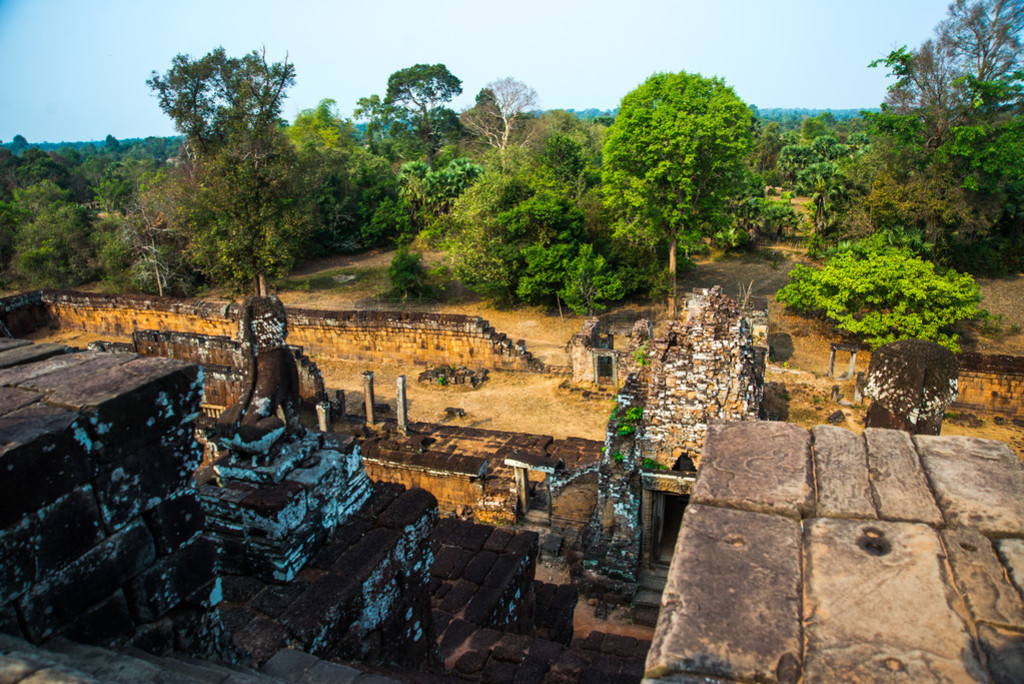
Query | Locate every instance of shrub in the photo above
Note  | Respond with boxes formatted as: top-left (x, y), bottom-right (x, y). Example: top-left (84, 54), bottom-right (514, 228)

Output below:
top-left (777, 237), bottom-right (979, 352)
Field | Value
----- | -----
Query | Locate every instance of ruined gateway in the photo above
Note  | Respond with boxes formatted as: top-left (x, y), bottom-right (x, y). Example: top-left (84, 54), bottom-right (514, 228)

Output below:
top-left (1, 287), bottom-right (1023, 682)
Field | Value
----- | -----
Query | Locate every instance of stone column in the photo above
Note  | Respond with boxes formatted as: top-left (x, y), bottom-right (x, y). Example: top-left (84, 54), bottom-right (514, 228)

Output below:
top-left (396, 375), bottom-right (408, 434)
top-left (362, 371), bottom-right (375, 424)
top-left (333, 389), bottom-right (346, 419)
top-left (847, 351), bottom-right (858, 380)
top-left (316, 402), bottom-right (331, 431)
top-left (593, 353), bottom-right (600, 384)
top-left (515, 467), bottom-right (530, 514)
top-left (828, 347), bottom-right (837, 378)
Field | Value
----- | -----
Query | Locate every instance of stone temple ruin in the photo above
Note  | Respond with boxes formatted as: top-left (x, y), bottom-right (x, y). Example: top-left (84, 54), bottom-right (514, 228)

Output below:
top-left (2, 285), bottom-right (1024, 682)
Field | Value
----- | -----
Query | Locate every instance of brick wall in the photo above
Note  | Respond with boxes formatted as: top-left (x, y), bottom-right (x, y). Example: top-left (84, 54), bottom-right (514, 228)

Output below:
top-left (953, 352), bottom-right (1024, 418)
top-left (0, 350), bottom-right (222, 656)
top-left (0, 291), bottom-right (545, 373)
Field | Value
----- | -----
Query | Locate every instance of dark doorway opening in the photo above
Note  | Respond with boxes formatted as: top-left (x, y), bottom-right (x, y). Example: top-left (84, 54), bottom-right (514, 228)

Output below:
top-left (596, 355), bottom-right (614, 383)
top-left (656, 494), bottom-right (689, 563)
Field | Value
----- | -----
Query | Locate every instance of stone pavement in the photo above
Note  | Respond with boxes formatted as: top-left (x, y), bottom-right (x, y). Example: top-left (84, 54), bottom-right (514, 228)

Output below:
top-left (645, 422), bottom-right (1024, 683)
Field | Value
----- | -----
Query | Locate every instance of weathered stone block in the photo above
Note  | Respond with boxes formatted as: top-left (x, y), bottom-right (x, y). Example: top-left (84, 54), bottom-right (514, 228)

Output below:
top-left (810, 426), bottom-right (876, 519)
top-left (646, 503), bottom-right (803, 683)
top-left (942, 527), bottom-right (1024, 629)
top-left (34, 486), bottom-right (105, 577)
top-left (0, 516), bottom-right (35, 603)
top-left (124, 536), bottom-right (216, 622)
top-left (863, 428), bottom-right (942, 525)
top-left (0, 405), bottom-right (93, 529)
top-left (93, 444), bottom-right (194, 531)
top-left (996, 539), bottom-right (1024, 600)
top-left (803, 518), bottom-right (984, 682)
top-left (57, 590), bottom-right (136, 648)
top-left (18, 520), bottom-right (154, 641)
top-left (279, 574), bottom-right (360, 649)
top-left (976, 623), bottom-right (1024, 684)
top-left (142, 490), bottom-right (205, 555)
top-left (691, 422), bottom-right (813, 520)
top-left (915, 434), bottom-right (1024, 537)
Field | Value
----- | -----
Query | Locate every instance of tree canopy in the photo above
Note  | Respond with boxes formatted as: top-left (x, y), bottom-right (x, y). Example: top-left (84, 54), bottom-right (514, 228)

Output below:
top-left (602, 71), bottom-right (752, 314)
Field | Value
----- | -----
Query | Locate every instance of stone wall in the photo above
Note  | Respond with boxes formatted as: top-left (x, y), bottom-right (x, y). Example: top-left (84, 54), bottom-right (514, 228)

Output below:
top-left (953, 351), bottom-right (1024, 418)
top-left (0, 291), bottom-right (545, 373)
top-left (113, 329), bottom-right (326, 411)
top-left (0, 346), bottom-right (222, 656)
top-left (646, 422), bottom-right (1024, 683)
top-left (565, 317), bottom-right (650, 387)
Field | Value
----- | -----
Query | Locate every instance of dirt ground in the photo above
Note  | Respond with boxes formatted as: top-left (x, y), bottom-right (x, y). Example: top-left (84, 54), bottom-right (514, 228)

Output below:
top-left (20, 245), bottom-right (1024, 453)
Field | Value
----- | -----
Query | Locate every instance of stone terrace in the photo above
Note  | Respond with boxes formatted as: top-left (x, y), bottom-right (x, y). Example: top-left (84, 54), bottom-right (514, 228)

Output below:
top-left (645, 421), bottom-right (1024, 683)
top-left (362, 422), bottom-right (602, 526)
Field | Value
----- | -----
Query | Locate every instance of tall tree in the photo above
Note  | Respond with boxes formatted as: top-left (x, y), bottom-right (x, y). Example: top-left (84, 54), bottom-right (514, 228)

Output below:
top-left (384, 64), bottom-right (462, 167)
top-left (461, 77), bottom-right (538, 150)
top-left (602, 71), bottom-right (752, 315)
top-left (148, 47), bottom-right (306, 294)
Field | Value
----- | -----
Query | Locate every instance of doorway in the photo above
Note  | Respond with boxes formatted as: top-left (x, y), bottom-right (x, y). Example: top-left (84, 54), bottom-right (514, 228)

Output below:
top-left (652, 493), bottom-right (689, 564)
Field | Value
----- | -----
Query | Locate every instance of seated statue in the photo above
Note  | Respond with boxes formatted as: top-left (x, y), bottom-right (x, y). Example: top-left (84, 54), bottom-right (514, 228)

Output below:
top-left (216, 295), bottom-right (302, 454)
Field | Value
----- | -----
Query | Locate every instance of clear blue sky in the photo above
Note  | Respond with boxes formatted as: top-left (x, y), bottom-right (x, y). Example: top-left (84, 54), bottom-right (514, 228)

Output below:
top-left (0, 0), bottom-right (952, 143)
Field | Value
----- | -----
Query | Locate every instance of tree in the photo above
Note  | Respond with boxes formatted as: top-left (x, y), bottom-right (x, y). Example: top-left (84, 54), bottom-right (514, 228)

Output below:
top-left (461, 77), bottom-right (538, 150)
top-left (776, 237), bottom-right (980, 351)
top-left (148, 47), bottom-right (307, 294)
top-left (602, 71), bottom-right (752, 315)
top-left (384, 64), bottom-right (462, 167)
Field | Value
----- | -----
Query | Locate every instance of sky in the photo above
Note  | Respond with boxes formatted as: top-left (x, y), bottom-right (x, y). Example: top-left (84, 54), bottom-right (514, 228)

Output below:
top-left (0, 0), bottom-right (953, 144)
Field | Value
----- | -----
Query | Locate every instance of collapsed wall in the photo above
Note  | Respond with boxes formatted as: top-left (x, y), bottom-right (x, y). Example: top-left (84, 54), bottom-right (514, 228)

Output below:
top-left (0, 291), bottom-right (545, 373)
top-left (583, 287), bottom-right (765, 582)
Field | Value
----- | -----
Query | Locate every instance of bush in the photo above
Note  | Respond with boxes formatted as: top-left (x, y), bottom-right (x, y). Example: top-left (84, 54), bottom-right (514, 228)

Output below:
top-left (386, 246), bottom-right (432, 300)
top-left (776, 238), bottom-right (980, 351)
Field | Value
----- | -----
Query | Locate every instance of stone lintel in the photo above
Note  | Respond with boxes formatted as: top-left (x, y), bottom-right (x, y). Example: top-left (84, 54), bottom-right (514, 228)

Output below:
top-left (646, 503), bottom-right (803, 683)
top-left (803, 518), bottom-right (984, 682)
top-left (691, 422), bottom-right (813, 520)
top-left (640, 471), bottom-right (695, 495)
top-left (810, 426), bottom-right (876, 520)
top-left (915, 434), bottom-right (1024, 537)
top-left (864, 428), bottom-right (942, 526)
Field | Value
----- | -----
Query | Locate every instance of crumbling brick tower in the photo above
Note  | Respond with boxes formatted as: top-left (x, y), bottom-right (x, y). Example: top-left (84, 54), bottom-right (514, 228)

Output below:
top-left (583, 287), bottom-right (765, 581)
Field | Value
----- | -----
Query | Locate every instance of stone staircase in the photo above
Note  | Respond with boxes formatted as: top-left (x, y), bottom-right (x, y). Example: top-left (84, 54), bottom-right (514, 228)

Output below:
top-left (0, 634), bottom-right (395, 684)
top-left (632, 564), bottom-right (669, 627)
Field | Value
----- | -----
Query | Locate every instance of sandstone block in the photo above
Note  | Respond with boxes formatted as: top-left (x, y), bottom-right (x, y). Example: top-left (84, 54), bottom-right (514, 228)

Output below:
top-left (864, 428), bottom-right (942, 525)
top-left (124, 536), bottom-right (216, 621)
top-left (691, 422), bottom-right (813, 520)
top-left (915, 434), bottom-right (1024, 537)
top-left (646, 503), bottom-right (802, 683)
top-left (142, 490), bottom-right (205, 555)
top-left (976, 623), bottom-right (1024, 684)
top-left (941, 527), bottom-right (1024, 629)
top-left (996, 539), bottom-right (1024, 599)
top-left (803, 518), bottom-right (983, 682)
top-left (810, 426), bottom-right (876, 520)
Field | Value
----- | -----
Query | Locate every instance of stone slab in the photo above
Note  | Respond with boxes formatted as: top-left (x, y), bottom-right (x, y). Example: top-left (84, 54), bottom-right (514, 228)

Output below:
top-left (996, 539), bottom-right (1024, 600)
top-left (915, 434), bottom-right (1024, 537)
top-left (810, 426), bottom-right (876, 519)
top-left (803, 518), bottom-right (984, 682)
top-left (863, 428), bottom-right (942, 525)
top-left (645, 503), bottom-right (803, 683)
top-left (976, 623), bottom-right (1024, 684)
top-left (941, 527), bottom-right (1024, 629)
top-left (690, 422), bottom-right (813, 520)
top-left (0, 386), bottom-right (43, 416)
top-left (0, 343), bottom-right (69, 369)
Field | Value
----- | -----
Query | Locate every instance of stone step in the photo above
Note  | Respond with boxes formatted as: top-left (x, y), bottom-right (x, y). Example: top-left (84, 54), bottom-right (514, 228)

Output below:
top-left (634, 589), bottom-right (664, 610)
top-left (638, 571), bottom-right (667, 592)
top-left (523, 509), bottom-right (550, 526)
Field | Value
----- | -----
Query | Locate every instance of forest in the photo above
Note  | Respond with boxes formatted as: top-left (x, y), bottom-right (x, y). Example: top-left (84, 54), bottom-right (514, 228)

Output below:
top-left (0, 0), bottom-right (1020, 350)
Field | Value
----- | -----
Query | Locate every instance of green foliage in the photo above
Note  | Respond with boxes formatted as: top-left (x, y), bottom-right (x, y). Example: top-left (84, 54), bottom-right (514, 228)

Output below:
top-left (613, 451), bottom-right (625, 463)
top-left (632, 342), bottom-right (651, 368)
top-left (642, 458), bottom-right (667, 470)
top-left (559, 244), bottom-right (624, 315)
top-left (616, 405), bottom-right (644, 436)
top-left (602, 71), bottom-right (753, 299)
top-left (387, 246), bottom-right (432, 300)
top-left (776, 237), bottom-right (980, 351)
top-left (12, 181), bottom-right (95, 288)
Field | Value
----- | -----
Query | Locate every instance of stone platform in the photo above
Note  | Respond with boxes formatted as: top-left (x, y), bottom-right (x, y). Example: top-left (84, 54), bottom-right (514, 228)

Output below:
top-left (645, 422), bottom-right (1024, 683)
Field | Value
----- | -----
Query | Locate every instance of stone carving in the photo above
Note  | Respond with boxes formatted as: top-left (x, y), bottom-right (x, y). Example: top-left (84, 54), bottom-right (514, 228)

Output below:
top-left (216, 296), bottom-right (302, 453)
top-left (864, 339), bottom-right (959, 435)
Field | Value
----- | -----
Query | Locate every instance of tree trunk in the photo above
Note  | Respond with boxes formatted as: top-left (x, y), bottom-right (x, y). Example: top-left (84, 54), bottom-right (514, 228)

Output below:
top-left (668, 237), bottom-right (678, 318)
top-left (255, 273), bottom-right (270, 296)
